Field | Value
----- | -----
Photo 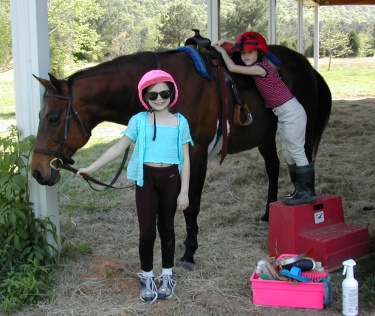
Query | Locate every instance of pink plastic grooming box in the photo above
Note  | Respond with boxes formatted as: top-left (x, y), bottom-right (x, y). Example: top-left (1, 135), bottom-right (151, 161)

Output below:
top-left (250, 255), bottom-right (328, 309)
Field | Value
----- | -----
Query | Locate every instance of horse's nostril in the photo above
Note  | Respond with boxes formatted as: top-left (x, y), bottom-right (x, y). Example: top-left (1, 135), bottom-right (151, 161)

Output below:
top-left (32, 170), bottom-right (41, 181)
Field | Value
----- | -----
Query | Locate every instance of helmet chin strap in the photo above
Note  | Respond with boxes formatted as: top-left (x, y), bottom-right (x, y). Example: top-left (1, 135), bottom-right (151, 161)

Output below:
top-left (148, 105), bottom-right (157, 141)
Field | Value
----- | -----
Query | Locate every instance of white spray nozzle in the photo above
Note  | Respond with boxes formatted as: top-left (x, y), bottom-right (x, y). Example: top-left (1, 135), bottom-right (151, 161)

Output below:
top-left (342, 259), bottom-right (356, 276)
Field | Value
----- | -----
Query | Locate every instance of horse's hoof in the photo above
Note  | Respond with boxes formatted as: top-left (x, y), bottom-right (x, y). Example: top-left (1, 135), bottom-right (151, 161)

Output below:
top-left (177, 260), bottom-right (195, 271)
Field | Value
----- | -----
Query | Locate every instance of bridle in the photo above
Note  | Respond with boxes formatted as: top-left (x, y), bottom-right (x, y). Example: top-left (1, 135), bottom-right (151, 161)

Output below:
top-left (33, 89), bottom-right (89, 171)
top-left (34, 87), bottom-right (132, 190)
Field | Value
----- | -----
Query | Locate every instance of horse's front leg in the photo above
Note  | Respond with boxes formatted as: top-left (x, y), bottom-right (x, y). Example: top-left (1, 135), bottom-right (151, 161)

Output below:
top-left (258, 134), bottom-right (280, 222)
top-left (177, 144), bottom-right (208, 270)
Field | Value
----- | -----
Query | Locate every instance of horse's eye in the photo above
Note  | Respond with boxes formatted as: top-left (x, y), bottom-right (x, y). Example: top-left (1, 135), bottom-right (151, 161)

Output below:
top-left (48, 113), bottom-right (61, 125)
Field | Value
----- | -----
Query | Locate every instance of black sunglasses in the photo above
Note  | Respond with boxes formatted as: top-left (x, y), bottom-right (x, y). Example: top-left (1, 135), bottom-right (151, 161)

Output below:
top-left (146, 90), bottom-right (172, 101)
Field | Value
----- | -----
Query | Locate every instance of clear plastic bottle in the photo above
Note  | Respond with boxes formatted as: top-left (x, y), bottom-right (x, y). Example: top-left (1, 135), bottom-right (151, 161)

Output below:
top-left (342, 259), bottom-right (358, 316)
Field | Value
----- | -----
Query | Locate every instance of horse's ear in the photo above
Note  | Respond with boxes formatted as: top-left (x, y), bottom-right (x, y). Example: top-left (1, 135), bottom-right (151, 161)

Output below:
top-left (48, 73), bottom-right (63, 93)
top-left (33, 74), bottom-right (50, 89)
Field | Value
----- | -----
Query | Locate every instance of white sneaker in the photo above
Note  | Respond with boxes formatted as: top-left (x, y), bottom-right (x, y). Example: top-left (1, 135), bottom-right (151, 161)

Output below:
top-left (157, 274), bottom-right (176, 299)
top-left (138, 273), bottom-right (158, 304)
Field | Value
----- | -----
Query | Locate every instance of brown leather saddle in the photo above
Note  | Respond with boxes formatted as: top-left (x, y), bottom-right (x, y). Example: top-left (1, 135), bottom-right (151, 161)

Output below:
top-left (184, 30), bottom-right (253, 128)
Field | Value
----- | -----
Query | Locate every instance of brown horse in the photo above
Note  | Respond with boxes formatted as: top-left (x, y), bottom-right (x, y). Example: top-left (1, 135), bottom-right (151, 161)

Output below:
top-left (31, 46), bottom-right (332, 269)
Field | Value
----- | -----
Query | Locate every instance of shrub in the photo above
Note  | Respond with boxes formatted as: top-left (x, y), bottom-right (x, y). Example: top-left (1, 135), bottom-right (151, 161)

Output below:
top-left (0, 126), bottom-right (58, 313)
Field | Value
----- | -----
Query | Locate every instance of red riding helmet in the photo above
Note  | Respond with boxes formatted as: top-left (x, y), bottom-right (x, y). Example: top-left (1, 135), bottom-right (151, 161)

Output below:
top-left (231, 32), bottom-right (268, 55)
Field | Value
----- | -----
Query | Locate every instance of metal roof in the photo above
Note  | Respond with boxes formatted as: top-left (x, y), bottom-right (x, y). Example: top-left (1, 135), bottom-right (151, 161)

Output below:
top-left (304, 0), bottom-right (375, 6)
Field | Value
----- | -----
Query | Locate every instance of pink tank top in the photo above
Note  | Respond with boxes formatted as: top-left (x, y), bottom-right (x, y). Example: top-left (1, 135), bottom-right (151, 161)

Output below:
top-left (253, 61), bottom-right (293, 109)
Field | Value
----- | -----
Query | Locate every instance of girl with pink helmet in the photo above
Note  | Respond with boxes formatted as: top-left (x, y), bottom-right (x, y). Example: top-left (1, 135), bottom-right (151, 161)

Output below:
top-left (213, 32), bottom-right (316, 206)
top-left (77, 70), bottom-right (193, 303)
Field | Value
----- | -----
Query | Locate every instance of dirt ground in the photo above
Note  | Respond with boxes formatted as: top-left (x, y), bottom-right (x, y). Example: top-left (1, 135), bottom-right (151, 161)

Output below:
top-left (10, 96), bottom-right (375, 315)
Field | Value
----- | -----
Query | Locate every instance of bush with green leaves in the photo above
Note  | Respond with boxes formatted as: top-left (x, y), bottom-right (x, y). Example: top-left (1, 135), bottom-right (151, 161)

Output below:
top-left (0, 126), bottom-right (58, 313)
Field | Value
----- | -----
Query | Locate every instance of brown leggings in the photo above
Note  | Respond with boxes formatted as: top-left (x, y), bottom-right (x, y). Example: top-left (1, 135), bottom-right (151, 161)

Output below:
top-left (135, 164), bottom-right (180, 272)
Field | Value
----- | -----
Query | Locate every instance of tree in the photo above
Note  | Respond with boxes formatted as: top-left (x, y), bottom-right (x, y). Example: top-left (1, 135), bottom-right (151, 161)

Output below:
top-left (157, 2), bottom-right (202, 49)
top-left (220, 0), bottom-right (267, 40)
top-left (92, 0), bottom-right (154, 58)
top-left (320, 18), bottom-right (350, 70)
top-left (0, 0), bottom-right (12, 71)
top-left (48, 0), bottom-right (105, 76)
top-left (348, 30), bottom-right (360, 57)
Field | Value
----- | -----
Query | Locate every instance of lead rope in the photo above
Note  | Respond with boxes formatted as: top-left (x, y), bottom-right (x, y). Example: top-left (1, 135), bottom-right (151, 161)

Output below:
top-left (61, 147), bottom-right (133, 191)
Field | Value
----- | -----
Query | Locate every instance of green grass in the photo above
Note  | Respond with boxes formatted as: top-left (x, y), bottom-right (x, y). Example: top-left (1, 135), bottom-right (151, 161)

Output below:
top-left (319, 65), bottom-right (374, 98)
top-left (0, 79), bottom-right (15, 120)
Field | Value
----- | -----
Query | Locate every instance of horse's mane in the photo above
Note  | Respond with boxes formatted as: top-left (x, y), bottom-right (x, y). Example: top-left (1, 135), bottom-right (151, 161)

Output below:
top-left (68, 50), bottom-right (179, 83)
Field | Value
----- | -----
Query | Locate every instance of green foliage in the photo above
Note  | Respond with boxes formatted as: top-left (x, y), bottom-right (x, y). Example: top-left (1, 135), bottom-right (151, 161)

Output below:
top-left (279, 39), bottom-right (297, 51)
top-left (0, 126), bottom-right (58, 313)
top-left (320, 18), bottom-right (350, 59)
top-left (0, 0), bottom-right (12, 71)
top-left (0, 1), bottom-right (12, 70)
top-left (0, 0), bottom-right (374, 72)
top-left (0, 259), bottom-right (57, 313)
top-left (220, 0), bottom-right (267, 39)
top-left (157, 1), bottom-right (204, 49)
top-left (348, 30), bottom-right (360, 57)
top-left (48, 0), bottom-right (106, 76)
top-left (61, 240), bottom-right (92, 260)
top-left (358, 32), bottom-right (374, 57)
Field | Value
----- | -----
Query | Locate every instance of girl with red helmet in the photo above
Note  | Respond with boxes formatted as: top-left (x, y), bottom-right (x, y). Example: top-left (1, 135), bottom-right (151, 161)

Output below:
top-left (77, 70), bottom-right (193, 303)
top-left (213, 32), bottom-right (316, 206)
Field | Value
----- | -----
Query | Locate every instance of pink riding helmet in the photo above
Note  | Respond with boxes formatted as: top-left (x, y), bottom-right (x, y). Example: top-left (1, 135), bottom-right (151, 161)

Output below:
top-left (138, 70), bottom-right (179, 110)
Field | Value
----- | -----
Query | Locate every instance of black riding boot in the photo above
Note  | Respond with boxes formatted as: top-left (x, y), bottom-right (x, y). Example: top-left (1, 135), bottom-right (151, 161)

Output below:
top-left (284, 164), bottom-right (298, 199)
top-left (283, 163), bottom-right (316, 206)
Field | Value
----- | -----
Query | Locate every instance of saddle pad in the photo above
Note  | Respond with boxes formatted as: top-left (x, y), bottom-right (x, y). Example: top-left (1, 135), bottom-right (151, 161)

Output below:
top-left (177, 46), bottom-right (212, 80)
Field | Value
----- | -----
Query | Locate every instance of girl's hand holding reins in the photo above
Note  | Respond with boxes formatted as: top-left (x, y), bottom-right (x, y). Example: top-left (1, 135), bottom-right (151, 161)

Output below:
top-left (76, 167), bottom-right (92, 179)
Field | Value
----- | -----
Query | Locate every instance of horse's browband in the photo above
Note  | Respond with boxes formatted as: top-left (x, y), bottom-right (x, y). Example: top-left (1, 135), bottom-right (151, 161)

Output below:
top-left (44, 90), bottom-right (71, 100)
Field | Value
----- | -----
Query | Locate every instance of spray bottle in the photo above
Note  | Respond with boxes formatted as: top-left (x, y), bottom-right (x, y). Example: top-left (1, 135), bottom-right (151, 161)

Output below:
top-left (342, 259), bottom-right (358, 316)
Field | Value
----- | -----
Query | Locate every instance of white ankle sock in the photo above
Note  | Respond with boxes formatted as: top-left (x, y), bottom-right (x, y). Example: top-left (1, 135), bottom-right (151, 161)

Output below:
top-left (142, 270), bottom-right (154, 278)
top-left (162, 268), bottom-right (173, 276)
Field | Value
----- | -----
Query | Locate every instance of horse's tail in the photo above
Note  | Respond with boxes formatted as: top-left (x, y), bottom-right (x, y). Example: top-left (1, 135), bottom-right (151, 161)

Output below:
top-left (312, 70), bottom-right (332, 161)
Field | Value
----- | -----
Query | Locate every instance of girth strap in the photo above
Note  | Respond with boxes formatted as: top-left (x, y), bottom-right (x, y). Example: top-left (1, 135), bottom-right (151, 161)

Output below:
top-left (212, 58), bottom-right (228, 164)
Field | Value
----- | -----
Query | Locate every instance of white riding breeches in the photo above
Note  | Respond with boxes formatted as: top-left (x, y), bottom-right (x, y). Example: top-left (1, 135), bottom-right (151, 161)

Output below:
top-left (272, 97), bottom-right (309, 167)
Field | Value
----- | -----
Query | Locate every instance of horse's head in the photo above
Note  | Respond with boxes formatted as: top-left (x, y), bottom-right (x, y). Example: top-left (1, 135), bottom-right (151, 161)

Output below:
top-left (31, 73), bottom-right (91, 186)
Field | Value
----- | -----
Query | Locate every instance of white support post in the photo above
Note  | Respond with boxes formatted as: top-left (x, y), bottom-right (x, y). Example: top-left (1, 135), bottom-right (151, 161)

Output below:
top-left (268, 0), bottom-right (277, 44)
top-left (207, 0), bottom-right (220, 43)
top-left (314, 6), bottom-right (320, 70)
top-left (297, 0), bottom-right (304, 53)
top-left (10, 0), bottom-right (60, 251)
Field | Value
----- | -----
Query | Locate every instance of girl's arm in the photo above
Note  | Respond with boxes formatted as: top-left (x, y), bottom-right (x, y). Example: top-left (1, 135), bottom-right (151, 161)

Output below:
top-left (177, 143), bottom-right (190, 212)
top-left (213, 45), bottom-right (266, 76)
top-left (77, 135), bottom-right (132, 176)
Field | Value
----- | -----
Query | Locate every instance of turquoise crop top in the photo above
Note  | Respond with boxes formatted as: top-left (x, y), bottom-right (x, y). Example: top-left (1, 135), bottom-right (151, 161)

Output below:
top-left (144, 124), bottom-right (179, 164)
top-left (122, 112), bottom-right (193, 187)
